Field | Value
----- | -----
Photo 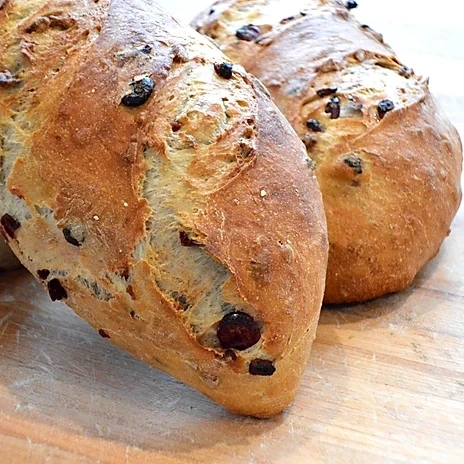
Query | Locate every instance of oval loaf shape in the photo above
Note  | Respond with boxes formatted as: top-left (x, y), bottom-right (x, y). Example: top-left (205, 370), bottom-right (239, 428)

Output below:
top-left (192, 0), bottom-right (463, 303)
top-left (0, 0), bottom-right (328, 416)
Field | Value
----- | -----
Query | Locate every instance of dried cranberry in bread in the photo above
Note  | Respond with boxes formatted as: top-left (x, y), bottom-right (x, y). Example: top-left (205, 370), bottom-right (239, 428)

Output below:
top-left (192, 0), bottom-right (463, 303)
top-left (0, 0), bottom-right (328, 417)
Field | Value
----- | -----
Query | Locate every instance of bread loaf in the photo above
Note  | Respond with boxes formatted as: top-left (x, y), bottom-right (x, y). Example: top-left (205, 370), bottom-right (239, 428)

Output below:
top-left (192, 0), bottom-right (463, 303)
top-left (0, 0), bottom-right (328, 416)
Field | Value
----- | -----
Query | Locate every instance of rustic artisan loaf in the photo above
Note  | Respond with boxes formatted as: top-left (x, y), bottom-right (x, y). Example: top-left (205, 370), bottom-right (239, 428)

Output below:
top-left (0, 0), bottom-right (328, 416)
top-left (192, 0), bottom-right (463, 303)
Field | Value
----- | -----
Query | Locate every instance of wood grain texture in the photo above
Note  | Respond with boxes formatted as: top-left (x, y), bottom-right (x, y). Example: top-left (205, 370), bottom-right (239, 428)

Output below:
top-left (0, 0), bottom-right (463, 462)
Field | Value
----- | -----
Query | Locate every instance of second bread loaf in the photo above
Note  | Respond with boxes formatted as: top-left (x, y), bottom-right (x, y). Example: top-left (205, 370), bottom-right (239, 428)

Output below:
top-left (192, 0), bottom-right (463, 303)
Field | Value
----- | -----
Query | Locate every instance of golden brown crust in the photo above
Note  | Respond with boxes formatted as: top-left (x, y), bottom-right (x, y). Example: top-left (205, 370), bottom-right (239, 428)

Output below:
top-left (200, 84), bottom-right (327, 357)
top-left (193, 0), bottom-right (463, 303)
top-left (0, 0), bottom-right (327, 416)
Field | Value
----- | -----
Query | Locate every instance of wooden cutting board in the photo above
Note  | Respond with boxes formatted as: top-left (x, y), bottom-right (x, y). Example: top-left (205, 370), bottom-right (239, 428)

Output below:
top-left (1, 1), bottom-right (463, 463)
